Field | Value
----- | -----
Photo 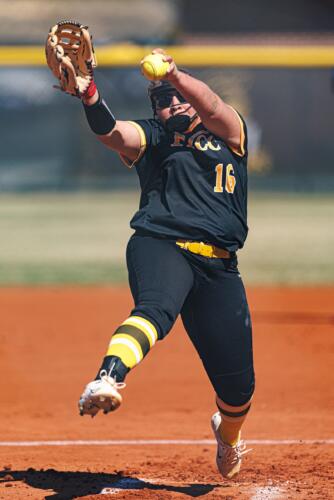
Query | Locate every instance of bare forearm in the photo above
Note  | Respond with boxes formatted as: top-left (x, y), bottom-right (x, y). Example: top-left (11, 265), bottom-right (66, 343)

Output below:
top-left (82, 88), bottom-right (141, 161)
top-left (169, 71), bottom-right (222, 121)
top-left (169, 69), bottom-right (241, 148)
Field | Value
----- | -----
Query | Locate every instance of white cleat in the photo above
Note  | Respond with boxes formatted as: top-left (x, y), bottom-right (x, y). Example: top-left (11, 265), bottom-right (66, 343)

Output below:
top-left (211, 411), bottom-right (251, 479)
top-left (79, 370), bottom-right (126, 417)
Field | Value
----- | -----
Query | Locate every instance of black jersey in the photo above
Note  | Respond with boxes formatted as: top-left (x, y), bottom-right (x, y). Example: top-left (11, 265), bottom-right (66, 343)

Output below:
top-left (126, 113), bottom-right (248, 252)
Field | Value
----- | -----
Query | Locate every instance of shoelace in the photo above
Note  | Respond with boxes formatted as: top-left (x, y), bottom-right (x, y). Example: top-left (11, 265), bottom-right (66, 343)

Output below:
top-left (99, 369), bottom-right (126, 390)
top-left (218, 440), bottom-right (252, 464)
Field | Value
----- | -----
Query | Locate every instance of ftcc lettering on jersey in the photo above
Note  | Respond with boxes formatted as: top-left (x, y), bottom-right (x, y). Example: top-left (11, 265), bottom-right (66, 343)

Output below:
top-left (171, 130), bottom-right (222, 151)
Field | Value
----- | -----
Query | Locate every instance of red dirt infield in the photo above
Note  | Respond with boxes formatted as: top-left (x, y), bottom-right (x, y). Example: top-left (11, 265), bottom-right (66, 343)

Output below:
top-left (0, 286), bottom-right (333, 499)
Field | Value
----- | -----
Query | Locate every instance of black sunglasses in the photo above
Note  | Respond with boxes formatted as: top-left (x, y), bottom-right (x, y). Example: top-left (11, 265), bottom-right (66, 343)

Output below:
top-left (153, 91), bottom-right (187, 110)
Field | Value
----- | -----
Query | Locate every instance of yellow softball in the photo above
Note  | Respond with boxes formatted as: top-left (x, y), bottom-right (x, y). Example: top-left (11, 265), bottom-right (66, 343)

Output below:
top-left (140, 53), bottom-right (170, 81)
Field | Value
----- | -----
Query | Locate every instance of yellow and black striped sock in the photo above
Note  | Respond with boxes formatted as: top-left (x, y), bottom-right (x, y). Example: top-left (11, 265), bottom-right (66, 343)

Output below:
top-left (100, 315), bottom-right (158, 378)
top-left (216, 396), bottom-right (252, 446)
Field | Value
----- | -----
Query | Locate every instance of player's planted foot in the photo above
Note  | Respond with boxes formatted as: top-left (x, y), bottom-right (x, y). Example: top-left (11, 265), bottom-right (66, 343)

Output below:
top-left (79, 370), bottom-right (126, 417)
top-left (211, 412), bottom-right (250, 479)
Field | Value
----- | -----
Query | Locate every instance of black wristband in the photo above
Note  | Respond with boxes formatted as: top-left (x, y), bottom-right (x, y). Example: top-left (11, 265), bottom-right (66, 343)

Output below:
top-left (83, 95), bottom-right (116, 135)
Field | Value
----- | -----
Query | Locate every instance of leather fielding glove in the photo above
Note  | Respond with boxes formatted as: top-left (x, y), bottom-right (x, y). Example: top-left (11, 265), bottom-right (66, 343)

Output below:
top-left (45, 20), bottom-right (97, 97)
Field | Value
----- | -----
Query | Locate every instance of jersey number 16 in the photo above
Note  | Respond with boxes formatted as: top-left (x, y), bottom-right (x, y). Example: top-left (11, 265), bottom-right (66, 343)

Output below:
top-left (214, 163), bottom-right (236, 194)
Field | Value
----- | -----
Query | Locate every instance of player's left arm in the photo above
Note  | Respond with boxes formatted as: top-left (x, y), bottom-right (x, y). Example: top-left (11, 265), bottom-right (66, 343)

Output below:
top-left (155, 50), bottom-right (245, 156)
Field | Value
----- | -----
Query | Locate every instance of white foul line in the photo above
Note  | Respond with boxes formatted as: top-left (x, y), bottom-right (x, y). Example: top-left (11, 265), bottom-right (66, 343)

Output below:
top-left (0, 438), bottom-right (332, 447)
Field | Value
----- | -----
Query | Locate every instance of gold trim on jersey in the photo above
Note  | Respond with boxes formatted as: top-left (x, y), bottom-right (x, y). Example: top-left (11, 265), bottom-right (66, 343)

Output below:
top-left (119, 121), bottom-right (147, 168)
top-left (227, 106), bottom-right (246, 157)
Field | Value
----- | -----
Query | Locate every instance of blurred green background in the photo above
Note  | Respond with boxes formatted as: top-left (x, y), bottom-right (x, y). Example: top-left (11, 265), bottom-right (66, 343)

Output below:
top-left (0, 192), bottom-right (333, 285)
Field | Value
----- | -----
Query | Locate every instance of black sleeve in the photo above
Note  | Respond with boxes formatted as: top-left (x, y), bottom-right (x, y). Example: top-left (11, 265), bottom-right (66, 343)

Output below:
top-left (126, 118), bottom-right (163, 169)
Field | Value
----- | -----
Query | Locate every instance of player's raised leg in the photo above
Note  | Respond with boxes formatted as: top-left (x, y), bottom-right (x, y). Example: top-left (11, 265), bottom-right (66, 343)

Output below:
top-left (78, 315), bottom-right (158, 417)
top-left (79, 234), bottom-right (194, 417)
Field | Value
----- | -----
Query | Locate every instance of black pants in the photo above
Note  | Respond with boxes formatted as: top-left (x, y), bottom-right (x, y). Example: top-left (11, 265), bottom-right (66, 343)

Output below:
top-left (126, 233), bottom-right (255, 406)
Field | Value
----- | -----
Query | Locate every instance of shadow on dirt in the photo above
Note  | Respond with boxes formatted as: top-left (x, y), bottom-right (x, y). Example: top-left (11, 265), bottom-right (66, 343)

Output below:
top-left (0, 468), bottom-right (219, 498)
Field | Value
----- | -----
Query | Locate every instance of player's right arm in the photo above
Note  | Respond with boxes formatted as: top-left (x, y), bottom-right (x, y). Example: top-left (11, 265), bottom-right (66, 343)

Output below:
top-left (82, 90), bottom-right (142, 164)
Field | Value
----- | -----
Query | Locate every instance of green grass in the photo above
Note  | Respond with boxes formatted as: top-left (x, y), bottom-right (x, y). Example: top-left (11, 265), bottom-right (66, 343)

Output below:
top-left (0, 262), bottom-right (128, 285)
top-left (239, 192), bottom-right (334, 284)
top-left (0, 192), bottom-right (136, 285)
top-left (0, 191), bottom-right (333, 285)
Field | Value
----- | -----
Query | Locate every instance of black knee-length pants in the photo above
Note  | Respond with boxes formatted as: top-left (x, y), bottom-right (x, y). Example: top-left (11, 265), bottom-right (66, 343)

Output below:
top-left (126, 233), bottom-right (255, 406)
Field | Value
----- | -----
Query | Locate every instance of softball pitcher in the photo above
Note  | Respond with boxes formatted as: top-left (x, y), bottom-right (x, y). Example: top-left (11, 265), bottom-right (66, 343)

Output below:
top-left (46, 24), bottom-right (255, 479)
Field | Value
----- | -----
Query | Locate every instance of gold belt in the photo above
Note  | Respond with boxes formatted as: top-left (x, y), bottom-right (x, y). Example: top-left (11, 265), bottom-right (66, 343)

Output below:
top-left (176, 240), bottom-right (230, 259)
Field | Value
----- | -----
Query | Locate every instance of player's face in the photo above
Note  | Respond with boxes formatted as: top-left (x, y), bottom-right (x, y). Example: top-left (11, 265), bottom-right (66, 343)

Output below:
top-left (155, 94), bottom-right (197, 125)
